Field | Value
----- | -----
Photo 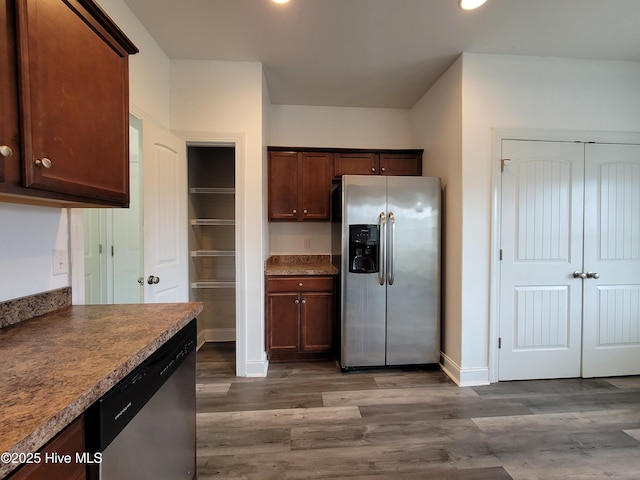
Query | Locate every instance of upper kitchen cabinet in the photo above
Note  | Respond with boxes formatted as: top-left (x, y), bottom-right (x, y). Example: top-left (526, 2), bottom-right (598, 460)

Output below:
top-left (268, 149), bottom-right (332, 221)
top-left (334, 150), bottom-right (423, 176)
top-left (0, 0), bottom-right (138, 208)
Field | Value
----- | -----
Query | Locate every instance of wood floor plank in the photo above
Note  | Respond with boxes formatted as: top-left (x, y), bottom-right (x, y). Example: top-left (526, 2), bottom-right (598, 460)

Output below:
top-left (195, 343), bottom-right (640, 479)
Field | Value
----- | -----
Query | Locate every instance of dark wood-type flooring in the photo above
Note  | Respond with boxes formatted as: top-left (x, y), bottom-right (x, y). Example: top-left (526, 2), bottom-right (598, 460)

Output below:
top-left (196, 342), bottom-right (640, 479)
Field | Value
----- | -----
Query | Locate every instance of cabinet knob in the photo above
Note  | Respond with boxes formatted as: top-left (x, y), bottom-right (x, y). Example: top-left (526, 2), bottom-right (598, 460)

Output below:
top-left (0, 145), bottom-right (13, 158)
top-left (381, 167), bottom-right (386, 172)
top-left (294, 299), bottom-right (300, 304)
top-left (293, 209), bottom-right (297, 214)
top-left (35, 157), bottom-right (52, 169)
top-left (301, 299), bottom-right (306, 304)
top-left (371, 167), bottom-right (376, 172)
top-left (303, 209), bottom-right (308, 214)
top-left (298, 282), bottom-right (303, 287)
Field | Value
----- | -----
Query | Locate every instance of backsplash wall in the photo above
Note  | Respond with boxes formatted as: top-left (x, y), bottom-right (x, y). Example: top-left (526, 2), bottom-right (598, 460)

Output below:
top-left (0, 204), bottom-right (70, 303)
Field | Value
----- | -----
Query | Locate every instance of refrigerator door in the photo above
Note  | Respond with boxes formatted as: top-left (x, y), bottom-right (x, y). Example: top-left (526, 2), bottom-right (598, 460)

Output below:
top-left (341, 175), bottom-right (387, 368)
top-left (385, 176), bottom-right (440, 365)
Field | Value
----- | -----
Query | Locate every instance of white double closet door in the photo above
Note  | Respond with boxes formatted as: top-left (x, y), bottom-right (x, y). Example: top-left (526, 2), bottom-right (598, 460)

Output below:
top-left (499, 140), bottom-right (640, 380)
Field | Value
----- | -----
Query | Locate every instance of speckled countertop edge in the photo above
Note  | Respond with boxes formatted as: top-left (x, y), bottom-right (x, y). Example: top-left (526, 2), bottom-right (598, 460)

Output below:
top-left (264, 255), bottom-right (339, 276)
top-left (0, 302), bottom-right (203, 478)
top-left (0, 287), bottom-right (71, 329)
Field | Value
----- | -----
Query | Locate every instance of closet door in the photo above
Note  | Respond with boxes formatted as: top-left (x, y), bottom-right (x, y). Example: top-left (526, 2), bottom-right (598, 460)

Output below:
top-left (498, 140), bottom-right (585, 380)
top-left (582, 144), bottom-right (640, 377)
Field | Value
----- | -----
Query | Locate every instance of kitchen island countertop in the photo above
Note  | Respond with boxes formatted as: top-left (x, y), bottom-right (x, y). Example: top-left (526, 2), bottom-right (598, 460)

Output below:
top-left (0, 302), bottom-right (203, 478)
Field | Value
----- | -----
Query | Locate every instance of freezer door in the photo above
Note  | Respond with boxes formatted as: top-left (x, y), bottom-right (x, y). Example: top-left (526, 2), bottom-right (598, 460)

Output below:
top-left (385, 176), bottom-right (440, 365)
top-left (341, 175), bottom-right (387, 368)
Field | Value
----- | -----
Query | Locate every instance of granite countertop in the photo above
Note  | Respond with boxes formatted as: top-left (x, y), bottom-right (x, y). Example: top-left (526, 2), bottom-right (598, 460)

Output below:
top-left (0, 302), bottom-right (203, 478)
top-left (264, 255), bottom-right (339, 276)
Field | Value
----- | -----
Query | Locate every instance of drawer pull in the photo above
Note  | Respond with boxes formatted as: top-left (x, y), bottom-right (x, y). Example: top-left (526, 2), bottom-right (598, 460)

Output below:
top-left (298, 282), bottom-right (303, 287)
top-left (294, 299), bottom-right (300, 304)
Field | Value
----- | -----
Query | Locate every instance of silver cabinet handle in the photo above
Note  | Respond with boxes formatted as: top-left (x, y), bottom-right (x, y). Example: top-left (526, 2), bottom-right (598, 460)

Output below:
top-left (303, 209), bottom-right (308, 214)
top-left (586, 272), bottom-right (600, 279)
top-left (572, 271), bottom-right (587, 279)
top-left (147, 275), bottom-right (160, 285)
top-left (301, 299), bottom-right (306, 304)
top-left (0, 145), bottom-right (13, 157)
top-left (293, 209), bottom-right (297, 214)
top-left (371, 167), bottom-right (376, 173)
top-left (35, 157), bottom-right (52, 168)
top-left (381, 167), bottom-right (386, 173)
top-left (388, 211), bottom-right (395, 285)
top-left (298, 282), bottom-right (303, 287)
top-left (294, 299), bottom-right (300, 304)
top-left (378, 211), bottom-right (386, 286)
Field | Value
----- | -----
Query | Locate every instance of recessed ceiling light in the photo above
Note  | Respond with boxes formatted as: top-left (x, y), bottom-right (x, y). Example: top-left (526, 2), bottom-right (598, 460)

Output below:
top-left (459, 0), bottom-right (487, 10)
top-left (272, 0), bottom-right (290, 4)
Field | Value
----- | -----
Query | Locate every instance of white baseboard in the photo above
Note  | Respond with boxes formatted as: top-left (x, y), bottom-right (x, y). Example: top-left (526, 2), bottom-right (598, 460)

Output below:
top-left (245, 354), bottom-right (269, 377)
top-left (202, 328), bottom-right (236, 343)
top-left (440, 352), bottom-right (490, 387)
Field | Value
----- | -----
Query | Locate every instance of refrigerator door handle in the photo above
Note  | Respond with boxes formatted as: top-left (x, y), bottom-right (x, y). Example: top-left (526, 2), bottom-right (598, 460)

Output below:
top-left (378, 211), bottom-right (386, 285)
top-left (388, 211), bottom-right (395, 285)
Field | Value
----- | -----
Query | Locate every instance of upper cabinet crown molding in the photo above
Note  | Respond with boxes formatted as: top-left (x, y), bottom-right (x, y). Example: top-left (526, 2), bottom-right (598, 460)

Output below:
top-left (0, 0), bottom-right (137, 208)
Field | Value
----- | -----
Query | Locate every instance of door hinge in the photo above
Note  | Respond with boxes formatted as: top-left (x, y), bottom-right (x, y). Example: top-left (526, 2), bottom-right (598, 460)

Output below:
top-left (98, 244), bottom-right (103, 254)
top-left (501, 158), bottom-right (511, 173)
top-left (498, 337), bottom-right (502, 349)
top-left (499, 249), bottom-right (503, 261)
top-left (111, 245), bottom-right (114, 257)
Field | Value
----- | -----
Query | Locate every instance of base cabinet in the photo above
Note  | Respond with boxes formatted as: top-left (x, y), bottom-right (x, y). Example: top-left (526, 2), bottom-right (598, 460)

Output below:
top-left (8, 416), bottom-right (85, 480)
top-left (266, 276), bottom-right (335, 361)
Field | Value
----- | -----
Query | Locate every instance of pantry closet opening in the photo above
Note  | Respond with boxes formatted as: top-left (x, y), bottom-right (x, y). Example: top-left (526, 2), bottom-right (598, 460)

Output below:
top-left (187, 145), bottom-right (237, 350)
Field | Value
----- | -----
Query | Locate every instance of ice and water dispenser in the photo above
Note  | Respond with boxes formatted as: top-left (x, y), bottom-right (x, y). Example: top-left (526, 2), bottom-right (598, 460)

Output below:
top-left (348, 224), bottom-right (379, 273)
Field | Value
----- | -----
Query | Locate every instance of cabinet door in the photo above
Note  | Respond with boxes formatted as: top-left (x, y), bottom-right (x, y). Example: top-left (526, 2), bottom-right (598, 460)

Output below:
top-left (379, 153), bottom-right (422, 176)
top-left (266, 292), bottom-right (300, 353)
top-left (300, 152), bottom-right (331, 221)
top-left (16, 0), bottom-right (131, 205)
top-left (334, 153), bottom-right (378, 176)
top-left (9, 416), bottom-right (85, 480)
top-left (300, 292), bottom-right (334, 353)
top-left (268, 151), bottom-right (299, 220)
top-left (0, 0), bottom-right (19, 188)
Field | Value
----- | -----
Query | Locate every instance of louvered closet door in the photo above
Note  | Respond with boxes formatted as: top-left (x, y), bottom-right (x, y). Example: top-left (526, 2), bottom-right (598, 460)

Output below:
top-left (499, 140), bottom-right (585, 380)
top-left (582, 144), bottom-right (640, 377)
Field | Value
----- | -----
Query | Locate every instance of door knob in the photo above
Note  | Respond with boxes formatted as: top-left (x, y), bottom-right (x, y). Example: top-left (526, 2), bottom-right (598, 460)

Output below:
top-left (147, 275), bottom-right (160, 285)
top-left (0, 145), bottom-right (12, 157)
top-left (586, 272), bottom-right (600, 279)
top-left (34, 157), bottom-right (52, 168)
top-left (137, 277), bottom-right (144, 285)
top-left (572, 271), bottom-right (587, 279)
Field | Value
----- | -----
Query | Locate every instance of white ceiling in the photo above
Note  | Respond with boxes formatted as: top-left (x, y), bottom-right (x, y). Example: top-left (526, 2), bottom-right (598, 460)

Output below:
top-left (122, 0), bottom-right (640, 109)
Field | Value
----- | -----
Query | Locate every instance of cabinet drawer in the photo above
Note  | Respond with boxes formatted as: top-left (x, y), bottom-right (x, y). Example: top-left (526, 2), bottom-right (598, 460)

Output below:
top-left (266, 276), bottom-right (334, 293)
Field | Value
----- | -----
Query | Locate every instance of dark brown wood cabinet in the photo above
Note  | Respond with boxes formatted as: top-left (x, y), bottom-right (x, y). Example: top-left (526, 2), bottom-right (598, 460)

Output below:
top-left (0, 0), bottom-right (137, 207)
top-left (266, 276), bottom-right (335, 361)
top-left (8, 416), bottom-right (86, 480)
top-left (268, 150), bottom-right (332, 221)
top-left (334, 151), bottom-right (422, 176)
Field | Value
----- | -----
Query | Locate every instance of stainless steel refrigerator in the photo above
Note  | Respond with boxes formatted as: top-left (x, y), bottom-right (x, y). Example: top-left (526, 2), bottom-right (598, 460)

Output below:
top-left (332, 175), bottom-right (441, 369)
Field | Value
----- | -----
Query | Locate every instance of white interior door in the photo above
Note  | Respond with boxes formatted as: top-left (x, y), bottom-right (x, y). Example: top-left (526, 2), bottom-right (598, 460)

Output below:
top-left (582, 143), bottom-right (640, 377)
top-left (499, 140), bottom-right (585, 380)
top-left (142, 117), bottom-right (188, 303)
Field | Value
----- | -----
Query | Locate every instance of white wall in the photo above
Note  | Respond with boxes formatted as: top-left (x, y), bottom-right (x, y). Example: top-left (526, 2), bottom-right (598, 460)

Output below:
top-left (170, 59), bottom-right (268, 376)
top-left (459, 54), bottom-right (640, 384)
top-left (0, 205), bottom-right (69, 302)
top-left (96, 0), bottom-right (172, 128)
top-left (410, 57), bottom-right (463, 382)
top-left (269, 105), bottom-right (416, 254)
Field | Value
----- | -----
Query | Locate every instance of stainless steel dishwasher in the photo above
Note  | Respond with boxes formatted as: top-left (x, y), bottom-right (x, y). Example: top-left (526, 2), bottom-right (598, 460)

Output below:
top-left (86, 319), bottom-right (197, 480)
